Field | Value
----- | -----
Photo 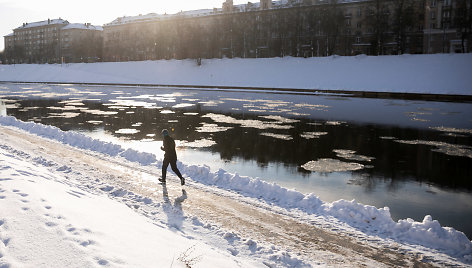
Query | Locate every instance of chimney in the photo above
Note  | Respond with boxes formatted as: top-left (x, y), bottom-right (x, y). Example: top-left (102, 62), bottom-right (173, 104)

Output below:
top-left (223, 0), bottom-right (234, 12)
top-left (260, 0), bottom-right (272, 10)
top-left (48, 18), bottom-right (51, 24)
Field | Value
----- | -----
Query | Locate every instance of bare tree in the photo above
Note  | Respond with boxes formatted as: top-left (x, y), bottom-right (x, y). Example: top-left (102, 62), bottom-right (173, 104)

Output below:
top-left (392, 0), bottom-right (418, 54)
top-left (365, 0), bottom-right (390, 55)
top-left (319, 0), bottom-right (345, 56)
top-left (455, 0), bottom-right (472, 53)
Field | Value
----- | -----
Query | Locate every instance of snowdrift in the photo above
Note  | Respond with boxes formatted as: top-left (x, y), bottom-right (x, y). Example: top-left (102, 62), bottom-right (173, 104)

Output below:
top-left (1, 54), bottom-right (471, 95)
top-left (1, 115), bottom-right (471, 262)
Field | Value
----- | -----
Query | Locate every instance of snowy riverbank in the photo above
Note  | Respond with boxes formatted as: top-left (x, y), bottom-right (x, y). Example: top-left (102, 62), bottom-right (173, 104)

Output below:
top-left (1, 54), bottom-right (472, 95)
top-left (1, 116), bottom-right (471, 267)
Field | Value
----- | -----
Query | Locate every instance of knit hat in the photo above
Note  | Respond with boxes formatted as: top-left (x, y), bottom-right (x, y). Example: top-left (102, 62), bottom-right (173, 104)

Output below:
top-left (161, 129), bottom-right (169, 136)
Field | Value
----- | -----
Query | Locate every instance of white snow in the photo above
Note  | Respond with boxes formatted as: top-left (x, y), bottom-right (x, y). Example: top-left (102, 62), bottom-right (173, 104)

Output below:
top-left (1, 115), bottom-right (471, 267)
top-left (1, 54), bottom-right (471, 95)
top-left (0, 137), bottom-right (258, 268)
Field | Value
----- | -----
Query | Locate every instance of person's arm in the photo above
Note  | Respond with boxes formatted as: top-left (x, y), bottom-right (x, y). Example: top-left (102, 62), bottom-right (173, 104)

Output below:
top-left (161, 138), bottom-right (166, 151)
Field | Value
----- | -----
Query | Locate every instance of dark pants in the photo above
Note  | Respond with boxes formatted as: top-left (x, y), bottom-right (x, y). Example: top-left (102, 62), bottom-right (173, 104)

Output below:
top-left (162, 158), bottom-right (184, 180)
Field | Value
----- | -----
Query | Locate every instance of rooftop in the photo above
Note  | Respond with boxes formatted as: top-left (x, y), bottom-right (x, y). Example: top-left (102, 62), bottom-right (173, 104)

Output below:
top-left (62, 23), bottom-right (103, 31)
top-left (15, 19), bottom-right (69, 30)
top-left (104, 0), bottom-right (367, 27)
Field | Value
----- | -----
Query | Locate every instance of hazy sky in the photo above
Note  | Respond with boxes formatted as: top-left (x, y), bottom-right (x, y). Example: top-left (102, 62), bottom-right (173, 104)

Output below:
top-left (0, 0), bottom-right (249, 51)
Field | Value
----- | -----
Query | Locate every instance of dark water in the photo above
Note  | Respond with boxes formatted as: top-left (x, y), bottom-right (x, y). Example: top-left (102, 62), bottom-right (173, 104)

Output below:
top-left (1, 83), bottom-right (471, 238)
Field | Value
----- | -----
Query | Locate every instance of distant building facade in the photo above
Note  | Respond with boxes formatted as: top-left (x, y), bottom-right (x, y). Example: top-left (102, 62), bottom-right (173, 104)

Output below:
top-left (424, 0), bottom-right (470, 53)
top-left (3, 0), bottom-right (471, 64)
top-left (61, 23), bottom-right (103, 62)
top-left (101, 0), bottom-right (433, 61)
top-left (3, 19), bottom-right (103, 64)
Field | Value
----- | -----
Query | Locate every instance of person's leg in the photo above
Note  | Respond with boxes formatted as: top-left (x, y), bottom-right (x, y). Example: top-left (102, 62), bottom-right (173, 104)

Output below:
top-left (161, 158), bottom-right (170, 181)
top-left (170, 160), bottom-right (185, 185)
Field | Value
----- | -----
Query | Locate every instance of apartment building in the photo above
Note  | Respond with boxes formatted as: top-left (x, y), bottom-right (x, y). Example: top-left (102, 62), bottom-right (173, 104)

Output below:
top-left (424, 0), bottom-right (470, 53)
top-left (61, 23), bottom-right (103, 62)
top-left (3, 0), bottom-right (470, 64)
top-left (3, 19), bottom-right (103, 64)
top-left (4, 19), bottom-right (68, 63)
top-left (101, 0), bottom-right (428, 60)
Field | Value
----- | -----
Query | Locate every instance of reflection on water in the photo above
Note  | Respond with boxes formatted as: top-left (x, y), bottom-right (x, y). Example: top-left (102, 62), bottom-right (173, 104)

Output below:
top-left (0, 100), bottom-right (6, 117)
top-left (1, 83), bottom-right (472, 238)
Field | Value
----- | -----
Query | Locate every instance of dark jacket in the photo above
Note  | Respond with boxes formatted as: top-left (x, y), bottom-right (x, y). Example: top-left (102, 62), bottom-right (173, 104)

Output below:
top-left (162, 135), bottom-right (177, 160)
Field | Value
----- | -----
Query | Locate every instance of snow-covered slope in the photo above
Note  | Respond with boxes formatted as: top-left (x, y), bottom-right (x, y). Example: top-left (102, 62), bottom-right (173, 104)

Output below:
top-left (1, 54), bottom-right (471, 95)
top-left (0, 149), bottom-right (254, 268)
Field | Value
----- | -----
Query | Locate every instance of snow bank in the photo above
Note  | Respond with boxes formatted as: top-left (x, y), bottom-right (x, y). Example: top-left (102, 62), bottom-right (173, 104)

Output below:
top-left (0, 116), bottom-right (155, 164)
top-left (1, 115), bottom-right (471, 262)
top-left (1, 54), bottom-right (471, 95)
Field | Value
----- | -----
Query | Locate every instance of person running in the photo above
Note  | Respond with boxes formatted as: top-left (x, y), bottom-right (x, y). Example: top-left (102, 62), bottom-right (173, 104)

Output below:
top-left (159, 129), bottom-right (185, 186)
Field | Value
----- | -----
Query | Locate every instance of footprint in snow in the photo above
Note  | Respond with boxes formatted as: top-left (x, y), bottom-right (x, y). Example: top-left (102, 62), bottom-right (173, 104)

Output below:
top-left (44, 205), bottom-right (52, 210)
top-left (80, 239), bottom-right (95, 247)
top-left (45, 222), bottom-right (58, 227)
top-left (56, 166), bottom-right (72, 173)
top-left (97, 259), bottom-right (109, 266)
top-left (1, 238), bottom-right (10, 247)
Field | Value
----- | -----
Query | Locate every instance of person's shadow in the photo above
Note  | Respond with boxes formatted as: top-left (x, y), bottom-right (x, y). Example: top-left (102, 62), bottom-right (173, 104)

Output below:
top-left (162, 184), bottom-right (187, 231)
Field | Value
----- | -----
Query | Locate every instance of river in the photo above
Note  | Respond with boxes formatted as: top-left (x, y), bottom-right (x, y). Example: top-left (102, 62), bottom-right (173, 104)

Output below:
top-left (1, 82), bottom-right (471, 238)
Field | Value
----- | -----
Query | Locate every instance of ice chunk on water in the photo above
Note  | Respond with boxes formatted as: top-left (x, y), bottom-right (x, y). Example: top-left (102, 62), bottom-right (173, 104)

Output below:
top-left (333, 149), bottom-right (375, 162)
top-left (301, 158), bottom-right (364, 173)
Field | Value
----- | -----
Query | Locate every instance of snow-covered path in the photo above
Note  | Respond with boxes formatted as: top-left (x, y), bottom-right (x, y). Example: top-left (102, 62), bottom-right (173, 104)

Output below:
top-left (0, 126), bottom-right (266, 268)
top-left (2, 123), bottom-right (467, 267)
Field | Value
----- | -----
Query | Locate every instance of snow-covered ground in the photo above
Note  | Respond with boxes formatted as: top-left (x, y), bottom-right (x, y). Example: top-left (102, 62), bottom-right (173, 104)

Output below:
top-left (0, 145), bottom-right (254, 268)
top-left (1, 116), bottom-right (471, 267)
top-left (1, 54), bottom-right (472, 95)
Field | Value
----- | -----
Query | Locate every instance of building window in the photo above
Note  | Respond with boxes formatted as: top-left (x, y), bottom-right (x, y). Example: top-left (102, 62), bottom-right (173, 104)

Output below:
top-left (431, 11), bottom-right (436, 19)
top-left (443, 0), bottom-right (451, 6)
top-left (431, 0), bottom-right (436, 7)
top-left (443, 10), bottom-right (451, 18)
